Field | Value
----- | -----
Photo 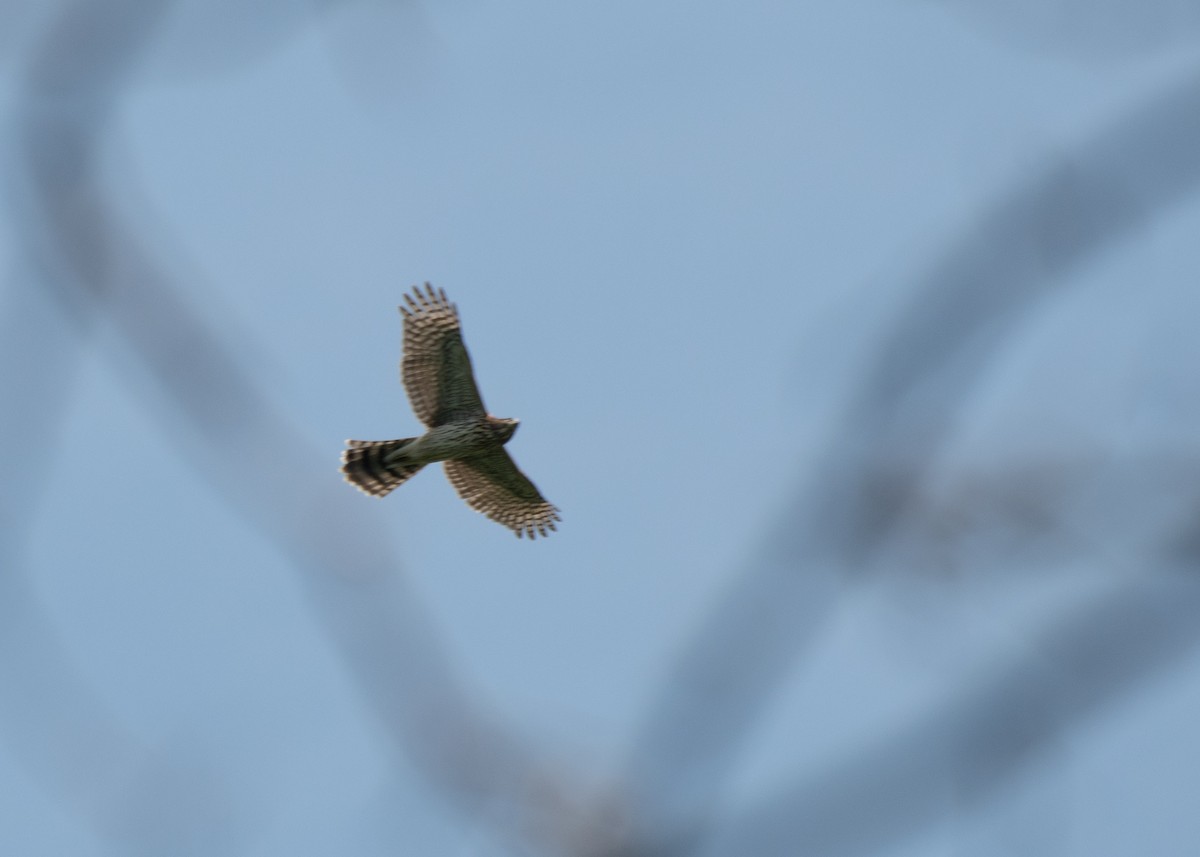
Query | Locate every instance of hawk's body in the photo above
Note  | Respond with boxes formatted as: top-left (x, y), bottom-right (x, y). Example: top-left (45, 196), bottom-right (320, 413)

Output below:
top-left (342, 284), bottom-right (560, 539)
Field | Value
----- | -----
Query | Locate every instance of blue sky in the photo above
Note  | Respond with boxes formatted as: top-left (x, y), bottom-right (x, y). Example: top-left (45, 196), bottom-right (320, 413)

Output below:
top-left (3, 2), bottom-right (1200, 855)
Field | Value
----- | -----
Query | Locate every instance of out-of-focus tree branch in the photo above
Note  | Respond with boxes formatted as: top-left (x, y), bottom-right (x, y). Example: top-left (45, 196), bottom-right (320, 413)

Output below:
top-left (706, 564), bottom-right (1200, 857)
top-left (3, 1), bottom-right (571, 854)
top-left (614, 63), bottom-right (1200, 856)
top-left (0, 2), bottom-right (252, 854)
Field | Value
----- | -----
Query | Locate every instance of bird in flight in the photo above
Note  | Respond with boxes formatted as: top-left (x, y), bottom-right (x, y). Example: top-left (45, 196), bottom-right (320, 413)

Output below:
top-left (342, 284), bottom-right (561, 539)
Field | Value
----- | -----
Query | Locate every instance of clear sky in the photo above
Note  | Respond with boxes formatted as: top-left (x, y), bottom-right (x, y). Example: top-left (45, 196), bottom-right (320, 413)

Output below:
top-left (3, 1), bottom-right (1200, 855)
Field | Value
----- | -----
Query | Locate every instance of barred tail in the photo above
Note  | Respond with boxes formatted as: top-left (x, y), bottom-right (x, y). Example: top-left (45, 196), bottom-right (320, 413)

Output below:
top-left (341, 438), bottom-right (424, 497)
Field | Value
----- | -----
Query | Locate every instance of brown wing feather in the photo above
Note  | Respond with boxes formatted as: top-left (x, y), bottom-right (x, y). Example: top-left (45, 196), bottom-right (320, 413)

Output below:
top-left (443, 451), bottom-right (561, 539)
top-left (399, 283), bottom-right (486, 427)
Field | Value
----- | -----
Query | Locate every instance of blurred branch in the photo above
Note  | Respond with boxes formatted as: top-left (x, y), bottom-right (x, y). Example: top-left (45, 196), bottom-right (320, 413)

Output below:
top-left (885, 451), bottom-right (1200, 579)
top-left (2, 1), bottom-right (567, 854)
top-left (616, 61), bottom-right (1200, 855)
top-left (707, 564), bottom-right (1200, 857)
top-left (0, 3), bottom-right (249, 855)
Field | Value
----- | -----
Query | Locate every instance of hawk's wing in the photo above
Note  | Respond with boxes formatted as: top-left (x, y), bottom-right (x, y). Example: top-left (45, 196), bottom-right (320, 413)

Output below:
top-left (400, 284), bottom-right (486, 427)
top-left (444, 451), bottom-right (561, 539)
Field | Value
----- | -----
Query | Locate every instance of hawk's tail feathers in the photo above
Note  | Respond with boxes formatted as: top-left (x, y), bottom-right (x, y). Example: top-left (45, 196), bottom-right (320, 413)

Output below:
top-left (341, 438), bottom-right (423, 498)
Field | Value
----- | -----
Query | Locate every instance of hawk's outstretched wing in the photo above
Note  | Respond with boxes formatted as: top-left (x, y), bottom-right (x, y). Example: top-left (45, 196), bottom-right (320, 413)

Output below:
top-left (444, 451), bottom-right (561, 539)
top-left (400, 284), bottom-right (487, 427)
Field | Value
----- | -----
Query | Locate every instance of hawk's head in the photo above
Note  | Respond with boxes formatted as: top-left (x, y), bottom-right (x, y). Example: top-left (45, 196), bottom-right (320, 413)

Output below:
top-left (489, 416), bottom-right (519, 443)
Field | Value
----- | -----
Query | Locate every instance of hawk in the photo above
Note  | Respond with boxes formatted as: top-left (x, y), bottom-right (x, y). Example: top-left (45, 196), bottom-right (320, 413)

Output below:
top-left (342, 284), bottom-right (561, 539)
